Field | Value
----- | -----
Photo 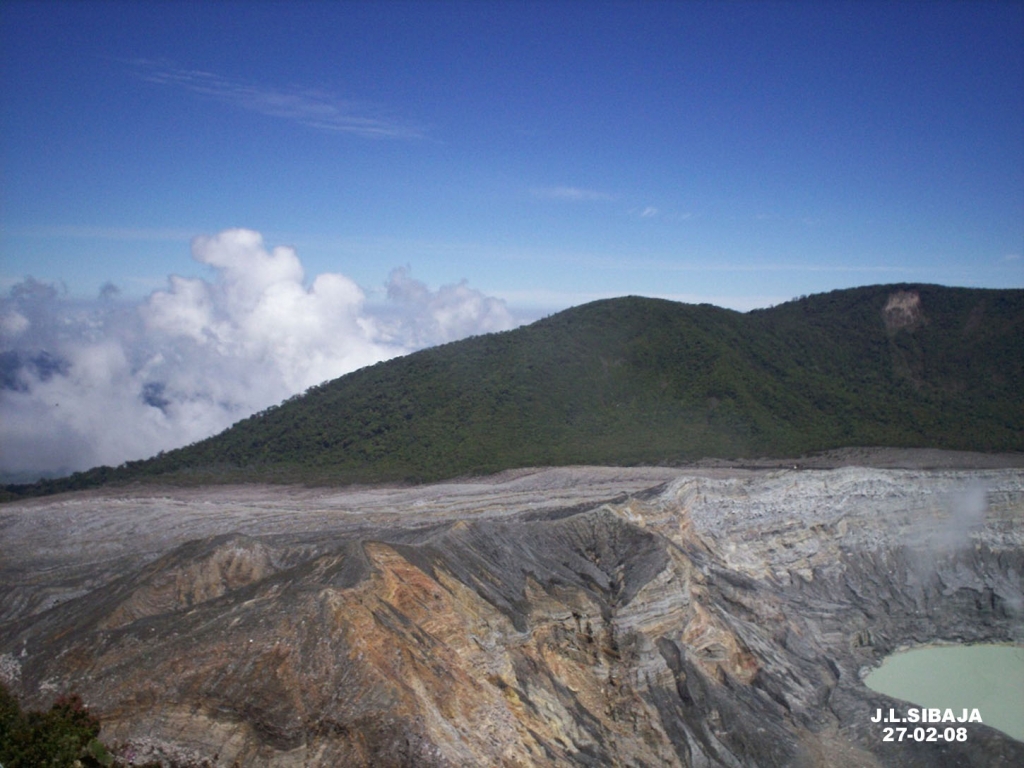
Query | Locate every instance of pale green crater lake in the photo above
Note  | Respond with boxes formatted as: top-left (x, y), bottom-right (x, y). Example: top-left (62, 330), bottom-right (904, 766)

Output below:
top-left (864, 644), bottom-right (1024, 742)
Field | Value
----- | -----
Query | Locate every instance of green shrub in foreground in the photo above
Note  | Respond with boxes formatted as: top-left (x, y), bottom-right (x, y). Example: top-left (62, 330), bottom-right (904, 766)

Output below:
top-left (0, 683), bottom-right (112, 767)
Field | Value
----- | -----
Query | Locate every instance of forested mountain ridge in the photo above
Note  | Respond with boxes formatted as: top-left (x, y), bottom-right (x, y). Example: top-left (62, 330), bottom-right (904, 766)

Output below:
top-left (6, 283), bottom-right (1023, 497)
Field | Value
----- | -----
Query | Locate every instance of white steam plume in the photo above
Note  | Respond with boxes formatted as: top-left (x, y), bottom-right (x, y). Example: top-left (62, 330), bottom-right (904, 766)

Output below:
top-left (0, 228), bottom-right (517, 478)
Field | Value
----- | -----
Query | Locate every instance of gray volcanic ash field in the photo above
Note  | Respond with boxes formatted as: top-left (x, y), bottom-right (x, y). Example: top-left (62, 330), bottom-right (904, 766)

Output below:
top-left (2, 452), bottom-right (1023, 766)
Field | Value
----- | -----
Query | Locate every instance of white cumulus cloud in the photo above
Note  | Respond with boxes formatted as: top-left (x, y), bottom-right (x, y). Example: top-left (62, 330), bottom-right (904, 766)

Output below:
top-left (0, 229), bottom-right (518, 479)
top-left (383, 266), bottom-right (514, 348)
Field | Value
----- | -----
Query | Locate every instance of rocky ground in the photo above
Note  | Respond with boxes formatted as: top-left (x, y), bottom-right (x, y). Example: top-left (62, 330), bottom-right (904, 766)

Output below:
top-left (1, 449), bottom-right (1023, 766)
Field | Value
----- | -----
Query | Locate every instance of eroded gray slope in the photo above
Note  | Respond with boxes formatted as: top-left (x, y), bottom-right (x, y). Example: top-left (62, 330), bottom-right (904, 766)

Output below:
top-left (1, 463), bottom-right (1022, 766)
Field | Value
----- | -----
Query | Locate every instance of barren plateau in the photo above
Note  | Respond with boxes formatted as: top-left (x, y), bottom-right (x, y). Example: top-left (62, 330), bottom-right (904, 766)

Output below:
top-left (2, 448), bottom-right (1023, 767)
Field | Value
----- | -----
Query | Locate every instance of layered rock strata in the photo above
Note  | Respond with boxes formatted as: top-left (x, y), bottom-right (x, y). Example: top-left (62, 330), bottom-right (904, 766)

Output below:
top-left (1, 462), bottom-right (1022, 766)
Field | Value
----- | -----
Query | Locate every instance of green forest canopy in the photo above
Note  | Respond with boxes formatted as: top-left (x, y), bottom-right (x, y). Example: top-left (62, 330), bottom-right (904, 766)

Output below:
top-left (6, 283), bottom-right (1023, 499)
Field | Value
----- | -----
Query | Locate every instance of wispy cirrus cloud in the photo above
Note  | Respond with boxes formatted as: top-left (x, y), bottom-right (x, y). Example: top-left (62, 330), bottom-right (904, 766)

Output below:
top-left (132, 59), bottom-right (423, 139)
top-left (531, 186), bottom-right (614, 202)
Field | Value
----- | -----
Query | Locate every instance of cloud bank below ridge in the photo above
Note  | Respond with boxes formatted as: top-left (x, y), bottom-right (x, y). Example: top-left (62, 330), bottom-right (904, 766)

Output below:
top-left (0, 229), bottom-right (516, 478)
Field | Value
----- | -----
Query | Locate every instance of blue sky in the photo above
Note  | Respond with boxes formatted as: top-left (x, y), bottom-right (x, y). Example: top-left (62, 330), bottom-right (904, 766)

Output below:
top-left (1, 1), bottom-right (1023, 476)
top-left (3, 0), bottom-right (1021, 311)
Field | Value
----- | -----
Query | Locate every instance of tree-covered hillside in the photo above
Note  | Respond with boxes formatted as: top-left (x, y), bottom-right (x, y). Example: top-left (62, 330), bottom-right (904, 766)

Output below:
top-left (6, 284), bottom-right (1023, 497)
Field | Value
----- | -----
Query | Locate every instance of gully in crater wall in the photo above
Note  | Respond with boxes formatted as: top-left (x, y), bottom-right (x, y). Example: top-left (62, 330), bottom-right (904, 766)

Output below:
top-left (0, 463), bottom-right (1022, 766)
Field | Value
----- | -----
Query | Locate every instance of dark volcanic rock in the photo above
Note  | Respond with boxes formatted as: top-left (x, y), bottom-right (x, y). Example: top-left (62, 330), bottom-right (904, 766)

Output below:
top-left (1, 464), bottom-right (1022, 766)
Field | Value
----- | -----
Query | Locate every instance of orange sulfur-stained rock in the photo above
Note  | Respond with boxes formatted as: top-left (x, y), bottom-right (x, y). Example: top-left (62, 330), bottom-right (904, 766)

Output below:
top-left (2, 462), bottom-right (1023, 766)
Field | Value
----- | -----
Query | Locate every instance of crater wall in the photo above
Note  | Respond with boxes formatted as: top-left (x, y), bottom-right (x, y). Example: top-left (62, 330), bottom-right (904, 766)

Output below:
top-left (1, 462), bottom-right (1022, 766)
